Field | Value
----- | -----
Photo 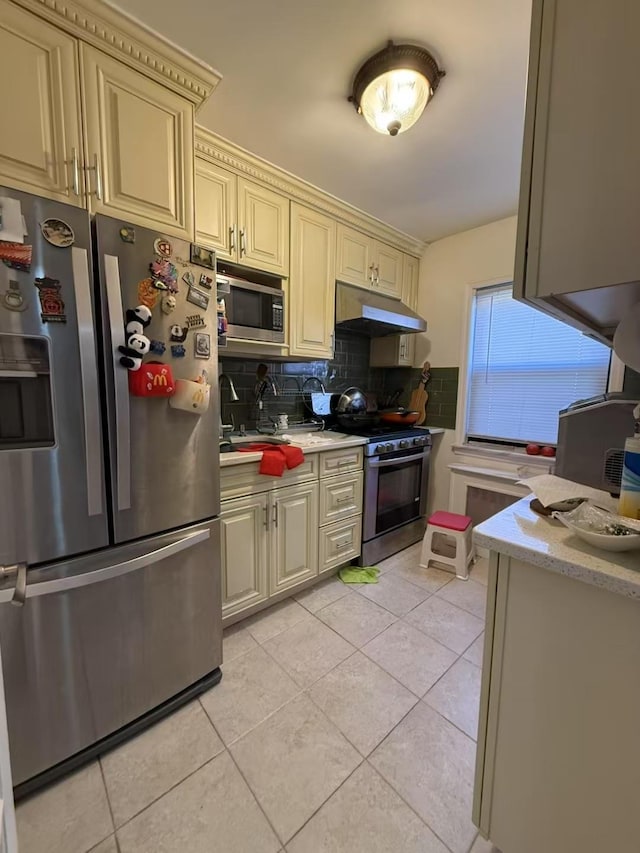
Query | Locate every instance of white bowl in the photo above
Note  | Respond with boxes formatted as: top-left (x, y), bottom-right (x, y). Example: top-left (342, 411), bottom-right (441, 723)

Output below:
top-left (554, 514), bottom-right (640, 552)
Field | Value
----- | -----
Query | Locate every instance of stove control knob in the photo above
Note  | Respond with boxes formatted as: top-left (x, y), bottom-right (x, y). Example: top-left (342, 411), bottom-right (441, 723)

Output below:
top-left (382, 443), bottom-right (391, 452)
top-left (413, 437), bottom-right (422, 446)
top-left (399, 440), bottom-right (409, 449)
top-left (374, 444), bottom-right (384, 453)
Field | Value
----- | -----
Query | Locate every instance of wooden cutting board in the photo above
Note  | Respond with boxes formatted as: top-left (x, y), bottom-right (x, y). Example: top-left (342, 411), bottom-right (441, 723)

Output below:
top-left (409, 362), bottom-right (431, 425)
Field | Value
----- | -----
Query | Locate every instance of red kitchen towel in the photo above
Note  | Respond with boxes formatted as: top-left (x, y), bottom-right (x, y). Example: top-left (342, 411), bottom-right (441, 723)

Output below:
top-left (279, 444), bottom-right (304, 470)
top-left (237, 443), bottom-right (305, 476)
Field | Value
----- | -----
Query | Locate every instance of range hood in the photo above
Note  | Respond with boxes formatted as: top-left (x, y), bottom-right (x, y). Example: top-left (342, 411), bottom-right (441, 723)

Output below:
top-left (335, 282), bottom-right (427, 336)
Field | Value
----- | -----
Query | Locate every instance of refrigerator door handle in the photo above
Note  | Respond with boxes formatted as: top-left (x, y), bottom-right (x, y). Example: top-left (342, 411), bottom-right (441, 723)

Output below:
top-left (104, 254), bottom-right (131, 511)
top-left (72, 247), bottom-right (104, 517)
top-left (0, 529), bottom-right (209, 603)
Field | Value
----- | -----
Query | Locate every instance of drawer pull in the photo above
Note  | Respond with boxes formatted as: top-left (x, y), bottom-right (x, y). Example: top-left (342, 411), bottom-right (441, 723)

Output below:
top-left (335, 495), bottom-right (352, 504)
top-left (336, 540), bottom-right (352, 550)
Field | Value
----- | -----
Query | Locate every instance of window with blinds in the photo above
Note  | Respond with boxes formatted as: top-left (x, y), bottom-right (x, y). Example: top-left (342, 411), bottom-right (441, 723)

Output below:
top-left (466, 284), bottom-right (610, 445)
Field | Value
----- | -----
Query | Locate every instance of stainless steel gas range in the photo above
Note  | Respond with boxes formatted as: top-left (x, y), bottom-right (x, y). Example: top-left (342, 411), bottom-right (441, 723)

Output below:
top-left (349, 426), bottom-right (432, 565)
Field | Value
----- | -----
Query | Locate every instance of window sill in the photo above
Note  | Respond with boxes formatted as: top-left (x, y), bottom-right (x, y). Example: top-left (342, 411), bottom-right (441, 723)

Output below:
top-left (452, 443), bottom-right (554, 469)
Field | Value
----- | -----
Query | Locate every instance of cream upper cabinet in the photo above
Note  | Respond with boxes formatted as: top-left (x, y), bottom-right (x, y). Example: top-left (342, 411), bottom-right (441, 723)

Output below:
top-left (370, 335), bottom-right (414, 367)
top-left (220, 494), bottom-right (269, 619)
top-left (194, 161), bottom-right (289, 274)
top-left (402, 255), bottom-right (420, 310)
top-left (374, 243), bottom-right (403, 298)
top-left (370, 253), bottom-right (420, 367)
top-left (289, 203), bottom-right (336, 359)
top-left (270, 482), bottom-right (318, 595)
top-left (336, 224), bottom-right (374, 289)
top-left (237, 178), bottom-right (289, 275)
top-left (336, 224), bottom-right (402, 298)
top-left (0, 1), bottom-right (83, 205)
top-left (514, 0), bottom-right (640, 342)
top-left (80, 44), bottom-right (194, 239)
top-left (195, 159), bottom-right (237, 258)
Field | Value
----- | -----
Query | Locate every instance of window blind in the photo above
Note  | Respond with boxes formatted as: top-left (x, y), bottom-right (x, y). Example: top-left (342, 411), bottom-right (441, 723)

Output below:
top-left (466, 284), bottom-right (610, 445)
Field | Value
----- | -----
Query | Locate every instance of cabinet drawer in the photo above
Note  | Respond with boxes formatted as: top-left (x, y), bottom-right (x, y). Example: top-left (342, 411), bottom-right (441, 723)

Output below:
top-left (319, 447), bottom-right (363, 478)
top-left (319, 472), bottom-right (363, 525)
top-left (220, 455), bottom-right (319, 500)
top-left (319, 516), bottom-right (362, 572)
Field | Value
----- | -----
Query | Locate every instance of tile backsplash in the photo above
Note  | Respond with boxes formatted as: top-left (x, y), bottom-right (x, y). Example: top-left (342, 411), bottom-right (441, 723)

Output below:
top-left (218, 330), bottom-right (385, 430)
top-left (218, 331), bottom-right (460, 432)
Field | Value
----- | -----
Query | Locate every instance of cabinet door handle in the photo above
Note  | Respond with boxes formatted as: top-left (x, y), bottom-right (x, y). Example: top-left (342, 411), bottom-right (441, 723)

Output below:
top-left (375, 266), bottom-right (380, 285)
top-left (91, 153), bottom-right (103, 201)
top-left (239, 228), bottom-right (246, 256)
top-left (71, 147), bottom-right (80, 196)
top-left (368, 264), bottom-right (375, 284)
top-left (263, 505), bottom-right (269, 529)
top-left (229, 226), bottom-right (236, 253)
top-left (272, 502), bottom-right (278, 528)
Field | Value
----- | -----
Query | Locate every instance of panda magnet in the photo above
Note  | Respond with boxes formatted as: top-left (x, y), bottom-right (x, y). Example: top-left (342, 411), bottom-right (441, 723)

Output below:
top-left (119, 304), bottom-right (152, 370)
top-left (169, 324), bottom-right (188, 343)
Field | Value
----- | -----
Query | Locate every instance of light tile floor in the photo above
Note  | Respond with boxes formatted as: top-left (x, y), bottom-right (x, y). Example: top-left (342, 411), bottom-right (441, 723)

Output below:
top-left (15, 544), bottom-right (501, 853)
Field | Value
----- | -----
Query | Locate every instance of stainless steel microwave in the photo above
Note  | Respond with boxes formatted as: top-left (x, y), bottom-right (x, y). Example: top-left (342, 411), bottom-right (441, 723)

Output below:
top-left (217, 274), bottom-right (285, 343)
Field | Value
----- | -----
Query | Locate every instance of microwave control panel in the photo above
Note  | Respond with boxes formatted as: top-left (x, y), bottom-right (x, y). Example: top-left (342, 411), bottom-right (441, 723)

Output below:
top-left (272, 297), bottom-right (284, 332)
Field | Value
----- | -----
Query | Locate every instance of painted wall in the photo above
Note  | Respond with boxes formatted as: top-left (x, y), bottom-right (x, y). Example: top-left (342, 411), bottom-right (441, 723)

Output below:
top-left (414, 215), bottom-right (519, 512)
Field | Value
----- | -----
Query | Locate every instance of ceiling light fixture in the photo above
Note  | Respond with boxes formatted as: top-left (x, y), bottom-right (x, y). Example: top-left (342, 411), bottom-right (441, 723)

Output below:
top-left (349, 40), bottom-right (445, 137)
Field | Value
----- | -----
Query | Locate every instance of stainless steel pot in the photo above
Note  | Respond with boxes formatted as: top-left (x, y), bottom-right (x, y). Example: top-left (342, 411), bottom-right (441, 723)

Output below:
top-left (336, 387), bottom-right (367, 414)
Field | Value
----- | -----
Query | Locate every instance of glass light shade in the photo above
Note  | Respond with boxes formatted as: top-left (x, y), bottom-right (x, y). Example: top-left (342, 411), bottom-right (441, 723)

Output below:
top-left (360, 68), bottom-right (431, 135)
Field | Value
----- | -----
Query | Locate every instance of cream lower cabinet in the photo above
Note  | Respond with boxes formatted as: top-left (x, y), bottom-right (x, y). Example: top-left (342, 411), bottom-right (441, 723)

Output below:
top-left (221, 448), bottom-right (363, 623)
top-left (270, 482), bottom-right (319, 595)
top-left (475, 554), bottom-right (640, 852)
top-left (0, 0), bottom-right (83, 205)
top-left (80, 44), bottom-right (194, 239)
top-left (318, 449), bottom-right (363, 572)
top-left (220, 493), bottom-right (269, 619)
top-left (195, 159), bottom-right (289, 274)
top-left (221, 480), bottom-right (318, 619)
top-left (289, 203), bottom-right (336, 359)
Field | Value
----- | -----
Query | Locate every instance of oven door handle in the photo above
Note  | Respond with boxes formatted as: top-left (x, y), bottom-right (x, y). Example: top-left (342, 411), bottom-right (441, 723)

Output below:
top-left (367, 450), bottom-right (428, 469)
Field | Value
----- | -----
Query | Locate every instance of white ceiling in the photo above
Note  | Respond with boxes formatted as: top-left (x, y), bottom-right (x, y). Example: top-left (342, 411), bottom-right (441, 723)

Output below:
top-left (120, 0), bottom-right (532, 243)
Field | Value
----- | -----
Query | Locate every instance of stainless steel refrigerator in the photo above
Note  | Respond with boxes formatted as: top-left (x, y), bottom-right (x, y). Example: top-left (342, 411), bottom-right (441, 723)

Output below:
top-left (0, 188), bottom-right (221, 796)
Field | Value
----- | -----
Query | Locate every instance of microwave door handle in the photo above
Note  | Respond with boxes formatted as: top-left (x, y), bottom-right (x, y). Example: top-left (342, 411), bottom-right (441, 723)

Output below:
top-left (0, 529), bottom-right (209, 603)
top-left (104, 254), bottom-right (131, 511)
top-left (72, 247), bottom-right (104, 517)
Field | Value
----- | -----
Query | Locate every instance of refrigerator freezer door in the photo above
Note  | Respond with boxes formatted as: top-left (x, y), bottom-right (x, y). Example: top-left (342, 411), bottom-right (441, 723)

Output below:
top-left (0, 518), bottom-right (221, 785)
top-left (95, 216), bottom-right (220, 543)
top-left (0, 188), bottom-right (109, 567)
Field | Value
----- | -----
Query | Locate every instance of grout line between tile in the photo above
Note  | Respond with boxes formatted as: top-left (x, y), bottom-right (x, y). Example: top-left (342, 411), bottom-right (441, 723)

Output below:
top-left (419, 695), bottom-right (480, 744)
top-left (362, 758), bottom-right (457, 853)
top-left (303, 663), bottom-right (419, 761)
top-left (97, 759), bottom-right (117, 840)
top-left (283, 756), bottom-right (366, 847)
top-left (224, 736), bottom-right (295, 847)
top-left (112, 750), bottom-right (226, 837)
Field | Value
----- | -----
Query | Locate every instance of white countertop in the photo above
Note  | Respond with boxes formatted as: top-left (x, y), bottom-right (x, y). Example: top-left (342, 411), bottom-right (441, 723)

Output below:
top-left (219, 432), bottom-right (369, 467)
top-left (474, 496), bottom-right (640, 600)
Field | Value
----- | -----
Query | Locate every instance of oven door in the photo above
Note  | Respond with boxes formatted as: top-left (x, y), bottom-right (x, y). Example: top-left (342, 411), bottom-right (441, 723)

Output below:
top-left (363, 448), bottom-right (430, 541)
top-left (225, 280), bottom-right (284, 343)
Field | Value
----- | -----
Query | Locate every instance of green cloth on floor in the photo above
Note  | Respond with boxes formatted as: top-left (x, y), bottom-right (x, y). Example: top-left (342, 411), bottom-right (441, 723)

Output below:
top-left (338, 566), bottom-right (380, 584)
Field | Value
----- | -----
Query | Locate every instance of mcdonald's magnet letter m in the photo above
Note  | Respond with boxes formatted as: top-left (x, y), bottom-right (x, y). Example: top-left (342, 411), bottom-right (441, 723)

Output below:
top-left (128, 362), bottom-right (176, 397)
